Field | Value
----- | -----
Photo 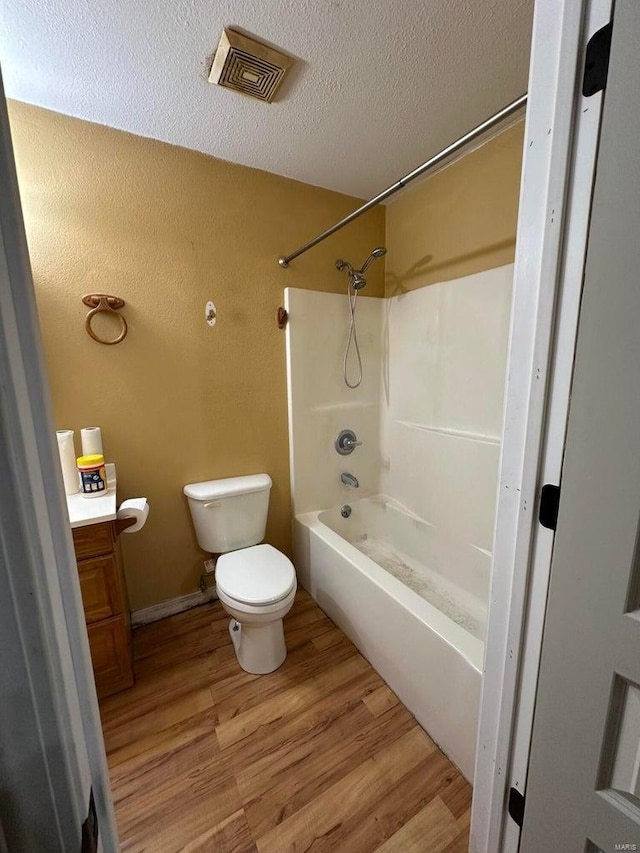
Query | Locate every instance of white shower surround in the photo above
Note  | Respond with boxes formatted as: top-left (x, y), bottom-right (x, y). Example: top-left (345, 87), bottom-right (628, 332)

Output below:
top-left (381, 265), bottom-right (513, 552)
top-left (285, 265), bottom-right (513, 779)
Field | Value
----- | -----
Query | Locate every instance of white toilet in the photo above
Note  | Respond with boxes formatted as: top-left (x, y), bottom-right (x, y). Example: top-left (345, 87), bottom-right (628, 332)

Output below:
top-left (183, 473), bottom-right (297, 674)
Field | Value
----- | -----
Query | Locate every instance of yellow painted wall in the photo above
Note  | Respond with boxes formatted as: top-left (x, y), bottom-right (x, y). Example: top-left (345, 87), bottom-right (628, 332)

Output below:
top-left (385, 122), bottom-right (524, 296)
top-left (9, 101), bottom-right (385, 610)
top-left (10, 102), bottom-right (522, 612)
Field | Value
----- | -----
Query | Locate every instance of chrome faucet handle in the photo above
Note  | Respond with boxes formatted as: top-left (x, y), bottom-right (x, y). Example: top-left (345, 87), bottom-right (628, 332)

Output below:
top-left (335, 429), bottom-right (363, 455)
top-left (340, 472), bottom-right (359, 488)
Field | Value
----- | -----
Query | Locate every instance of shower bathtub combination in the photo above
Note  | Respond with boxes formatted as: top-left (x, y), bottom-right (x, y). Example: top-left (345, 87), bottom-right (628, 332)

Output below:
top-left (285, 262), bottom-right (512, 782)
top-left (293, 495), bottom-right (485, 780)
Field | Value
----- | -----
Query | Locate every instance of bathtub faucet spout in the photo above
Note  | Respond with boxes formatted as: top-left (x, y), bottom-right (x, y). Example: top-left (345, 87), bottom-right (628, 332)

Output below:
top-left (341, 472), bottom-right (359, 488)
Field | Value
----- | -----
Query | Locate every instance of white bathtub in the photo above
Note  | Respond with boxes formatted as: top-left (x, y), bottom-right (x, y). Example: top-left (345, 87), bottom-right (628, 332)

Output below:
top-left (293, 494), bottom-right (486, 780)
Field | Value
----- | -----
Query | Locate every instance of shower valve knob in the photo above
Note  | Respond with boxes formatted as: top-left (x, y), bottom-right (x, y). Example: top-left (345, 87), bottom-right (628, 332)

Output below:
top-left (335, 429), bottom-right (363, 455)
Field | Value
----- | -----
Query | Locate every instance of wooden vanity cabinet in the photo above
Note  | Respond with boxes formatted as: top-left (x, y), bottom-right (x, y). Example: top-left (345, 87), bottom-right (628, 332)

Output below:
top-left (72, 520), bottom-right (134, 698)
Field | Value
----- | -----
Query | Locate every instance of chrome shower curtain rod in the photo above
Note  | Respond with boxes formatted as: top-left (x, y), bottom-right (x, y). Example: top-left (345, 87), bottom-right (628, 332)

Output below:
top-left (278, 93), bottom-right (527, 268)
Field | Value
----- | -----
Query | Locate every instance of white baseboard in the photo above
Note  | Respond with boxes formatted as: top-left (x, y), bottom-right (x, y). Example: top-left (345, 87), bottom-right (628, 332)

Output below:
top-left (131, 587), bottom-right (219, 628)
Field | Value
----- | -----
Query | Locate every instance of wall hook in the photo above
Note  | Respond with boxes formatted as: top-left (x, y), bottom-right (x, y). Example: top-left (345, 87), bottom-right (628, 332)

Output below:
top-left (82, 294), bottom-right (127, 345)
top-left (205, 301), bottom-right (217, 327)
top-left (277, 307), bottom-right (288, 329)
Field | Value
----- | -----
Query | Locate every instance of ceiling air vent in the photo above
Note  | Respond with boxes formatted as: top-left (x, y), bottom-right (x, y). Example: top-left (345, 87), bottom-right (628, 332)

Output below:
top-left (209, 29), bottom-right (293, 103)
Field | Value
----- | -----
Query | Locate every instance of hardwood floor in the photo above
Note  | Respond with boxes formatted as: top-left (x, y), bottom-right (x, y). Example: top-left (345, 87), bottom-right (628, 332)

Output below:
top-left (100, 590), bottom-right (471, 852)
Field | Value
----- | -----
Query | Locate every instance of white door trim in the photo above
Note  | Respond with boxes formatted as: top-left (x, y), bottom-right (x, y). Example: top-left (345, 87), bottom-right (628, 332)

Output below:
top-left (502, 2), bottom-right (613, 848)
top-left (0, 69), bottom-right (118, 851)
top-left (470, 0), bottom-right (611, 849)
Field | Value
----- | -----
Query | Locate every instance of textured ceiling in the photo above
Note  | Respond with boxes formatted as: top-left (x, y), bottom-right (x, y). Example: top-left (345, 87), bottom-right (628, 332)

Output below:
top-left (0, 0), bottom-right (533, 198)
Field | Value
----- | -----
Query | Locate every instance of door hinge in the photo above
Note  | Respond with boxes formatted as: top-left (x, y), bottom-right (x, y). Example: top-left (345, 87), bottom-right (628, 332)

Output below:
top-left (508, 786), bottom-right (526, 829)
top-left (582, 21), bottom-right (613, 97)
top-left (81, 788), bottom-right (98, 853)
top-left (539, 483), bottom-right (560, 530)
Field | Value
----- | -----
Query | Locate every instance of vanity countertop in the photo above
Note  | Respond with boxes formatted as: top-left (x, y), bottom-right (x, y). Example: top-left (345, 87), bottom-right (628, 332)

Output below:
top-left (66, 463), bottom-right (117, 529)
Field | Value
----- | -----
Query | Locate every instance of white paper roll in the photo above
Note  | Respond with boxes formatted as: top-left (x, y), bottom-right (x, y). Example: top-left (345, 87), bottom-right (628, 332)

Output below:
top-left (81, 426), bottom-right (103, 457)
top-left (56, 430), bottom-right (79, 495)
top-left (116, 497), bottom-right (149, 533)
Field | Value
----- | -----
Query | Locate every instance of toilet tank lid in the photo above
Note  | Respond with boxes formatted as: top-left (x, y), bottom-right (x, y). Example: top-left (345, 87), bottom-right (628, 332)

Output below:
top-left (183, 473), bottom-right (272, 501)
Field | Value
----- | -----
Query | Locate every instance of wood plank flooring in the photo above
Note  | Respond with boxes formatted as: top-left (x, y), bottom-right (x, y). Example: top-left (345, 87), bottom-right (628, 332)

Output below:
top-left (100, 590), bottom-right (471, 852)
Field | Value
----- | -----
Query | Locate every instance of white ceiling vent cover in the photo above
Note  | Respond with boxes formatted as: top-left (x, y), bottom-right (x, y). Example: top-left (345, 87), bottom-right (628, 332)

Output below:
top-left (209, 29), bottom-right (293, 103)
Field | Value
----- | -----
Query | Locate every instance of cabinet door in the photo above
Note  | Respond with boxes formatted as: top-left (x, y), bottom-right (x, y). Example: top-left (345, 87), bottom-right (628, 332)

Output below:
top-left (78, 555), bottom-right (121, 623)
top-left (72, 522), bottom-right (113, 559)
top-left (87, 614), bottom-right (133, 699)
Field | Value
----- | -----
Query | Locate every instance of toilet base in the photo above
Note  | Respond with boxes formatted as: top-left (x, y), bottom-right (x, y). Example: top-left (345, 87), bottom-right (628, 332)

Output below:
top-left (228, 617), bottom-right (287, 674)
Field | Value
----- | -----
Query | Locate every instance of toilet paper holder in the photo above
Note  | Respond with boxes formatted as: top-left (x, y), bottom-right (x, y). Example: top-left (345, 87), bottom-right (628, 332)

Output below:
top-left (115, 516), bottom-right (137, 536)
top-left (82, 294), bottom-right (127, 345)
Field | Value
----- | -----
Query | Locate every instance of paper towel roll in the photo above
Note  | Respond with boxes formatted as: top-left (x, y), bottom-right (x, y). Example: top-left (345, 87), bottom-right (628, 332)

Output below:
top-left (81, 426), bottom-right (103, 457)
top-left (56, 430), bottom-right (79, 495)
top-left (117, 497), bottom-right (149, 533)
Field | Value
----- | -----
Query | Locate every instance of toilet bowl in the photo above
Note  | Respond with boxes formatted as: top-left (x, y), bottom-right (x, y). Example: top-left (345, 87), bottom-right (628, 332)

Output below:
top-left (183, 474), bottom-right (297, 674)
top-left (215, 544), bottom-right (297, 674)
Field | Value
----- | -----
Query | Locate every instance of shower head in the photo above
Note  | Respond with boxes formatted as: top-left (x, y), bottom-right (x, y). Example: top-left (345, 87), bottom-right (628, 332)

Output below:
top-left (335, 247), bottom-right (387, 290)
top-left (360, 247), bottom-right (387, 274)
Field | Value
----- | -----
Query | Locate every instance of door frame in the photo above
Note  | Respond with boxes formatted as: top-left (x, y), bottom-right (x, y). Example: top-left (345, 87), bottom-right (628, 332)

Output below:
top-left (0, 70), bottom-right (118, 851)
top-left (0, 0), bottom-right (614, 849)
top-left (519, 0), bottom-right (640, 840)
top-left (471, 0), bottom-right (612, 849)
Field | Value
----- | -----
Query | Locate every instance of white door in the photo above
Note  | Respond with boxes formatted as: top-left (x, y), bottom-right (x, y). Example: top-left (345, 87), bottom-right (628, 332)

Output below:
top-left (0, 69), bottom-right (118, 851)
top-left (520, 0), bottom-right (640, 849)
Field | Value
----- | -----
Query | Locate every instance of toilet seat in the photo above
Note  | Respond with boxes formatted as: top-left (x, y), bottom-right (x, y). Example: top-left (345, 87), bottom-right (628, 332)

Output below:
top-left (216, 544), bottom-right (296, 606)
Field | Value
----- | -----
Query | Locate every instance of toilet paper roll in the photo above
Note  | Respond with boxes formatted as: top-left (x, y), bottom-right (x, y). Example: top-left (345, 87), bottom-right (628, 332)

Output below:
top-left (56, 429), bottom-right (79, 495)
top-left (116, 497), bottom-right (149, 533)
top-left (81, 426), bottom-right (103, 457)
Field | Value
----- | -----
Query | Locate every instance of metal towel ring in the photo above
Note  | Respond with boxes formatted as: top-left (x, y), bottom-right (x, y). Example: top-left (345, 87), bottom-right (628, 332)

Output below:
top-left (82, 294), bottom-right (127, 345)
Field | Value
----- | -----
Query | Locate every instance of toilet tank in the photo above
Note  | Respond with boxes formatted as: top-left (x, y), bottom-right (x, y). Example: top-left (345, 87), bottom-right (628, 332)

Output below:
top-left (183, 473), bottom-right (272, 553)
